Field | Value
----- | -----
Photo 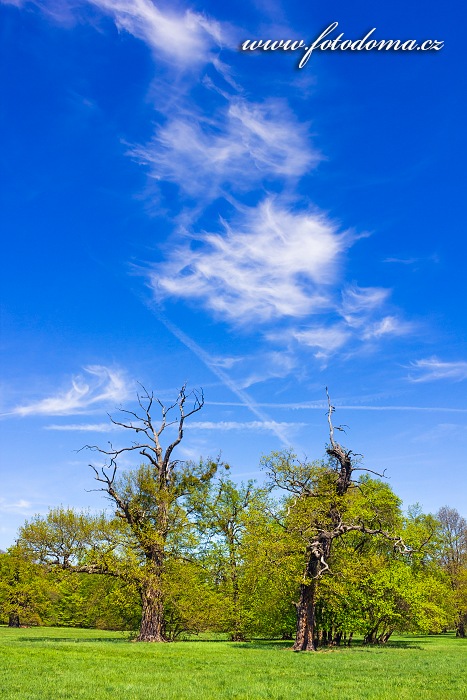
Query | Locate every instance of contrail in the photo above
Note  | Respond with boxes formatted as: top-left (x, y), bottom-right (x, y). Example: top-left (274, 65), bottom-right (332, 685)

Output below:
top-left (206, 402), bottom-right (467, 413)
top-left (157, 315), bottom-right (292, 446)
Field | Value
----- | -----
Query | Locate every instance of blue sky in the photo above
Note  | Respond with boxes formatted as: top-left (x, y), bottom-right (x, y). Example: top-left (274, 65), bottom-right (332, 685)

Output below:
top-left (1, 0), bottom-right (466, 549)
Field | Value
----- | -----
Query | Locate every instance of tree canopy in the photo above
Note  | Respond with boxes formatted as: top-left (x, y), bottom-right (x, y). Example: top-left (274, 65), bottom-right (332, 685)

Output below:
top-left (6, 385), bottom-right (464, 649)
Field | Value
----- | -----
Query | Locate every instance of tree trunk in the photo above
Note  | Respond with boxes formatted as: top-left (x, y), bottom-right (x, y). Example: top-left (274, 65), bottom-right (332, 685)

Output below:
top-left (379, 629), bottom-right (394, 644)
top-left (293, 539), bottom-right (331, 652)
top-left (333, 631), bottom-right (343, 646)
top-left (364, 626), bottom-right (378, 644)
top-left (293, 577), bottom-right (317, 651)
top-left (9, 612), bottom-right (20, 627)
top-left (228, 542), bottom-right (245, 641)
top-left (136, 577), bottom-right (167, 642)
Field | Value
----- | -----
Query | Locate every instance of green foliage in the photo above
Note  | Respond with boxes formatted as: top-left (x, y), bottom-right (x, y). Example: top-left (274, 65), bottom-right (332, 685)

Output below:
top-left (191, 471), bottom-right (271, 640)
top-left (240, 516), bottom-right (299, 638)
top-left (46, 573), bottom-right (140, 630)
top-left (346, 475), bottom-right (403, 531)
top-left (18, 507), bottom-right (122, 571)
top-left (0, 548), bottom-right (51, 626)
top-left (435, 506), bottom-right (467, 636)
top-left (7, 434), bottom-right (466, 644)
top-left (319, 554), bottom-right (455, 642)
top-left (162, 559), bottom-right (223, 640)
top-left (9, 486), bottom-right (463, 643)
top-left (113, 459), bottom-right (218, 558)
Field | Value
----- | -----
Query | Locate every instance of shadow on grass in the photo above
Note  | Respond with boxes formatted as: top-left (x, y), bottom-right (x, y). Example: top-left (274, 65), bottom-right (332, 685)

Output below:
top-left (16, 634), bottom-right (432, 650)
top-left (181, 638), bottom-right (234, 643)
top-left (231, 641), bottom-right (296, 651)
top-left (19, 636), bottom-right (128, 644)
top-left (231, 639), bottom-right (424, 651)
top-left (384, 640), bottom-right (423, 649)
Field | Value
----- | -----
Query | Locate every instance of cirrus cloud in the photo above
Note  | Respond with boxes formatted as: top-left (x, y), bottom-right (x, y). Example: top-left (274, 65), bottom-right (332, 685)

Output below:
top-left (88, 0), bottom-right (227, 66)
top-left (11, 366), bottom-right (131, 417)
top-left (151, 198), bottom-right (351, 324)
top-left (409, 358), bottom-right (467, 383)
top-left (4, 0), bottom-right (228, 68)
top-left (131, 98), bottom-right (320, 200)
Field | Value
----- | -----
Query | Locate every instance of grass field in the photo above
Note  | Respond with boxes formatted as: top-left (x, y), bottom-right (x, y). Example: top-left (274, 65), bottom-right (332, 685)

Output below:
top-left (1, 626), bottom-right (466, 700)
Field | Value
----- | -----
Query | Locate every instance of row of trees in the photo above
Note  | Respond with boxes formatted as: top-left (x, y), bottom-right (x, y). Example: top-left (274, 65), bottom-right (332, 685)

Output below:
top-left (1, 386), bottom-right (466, 650)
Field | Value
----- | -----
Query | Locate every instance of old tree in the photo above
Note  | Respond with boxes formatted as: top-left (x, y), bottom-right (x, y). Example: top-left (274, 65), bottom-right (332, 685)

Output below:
top-left (263, 390), bottom-right (410, 651)
top-left (17, 386), bottom-right (451, 646)
top-left (19, 385), bottom-right (217, 641)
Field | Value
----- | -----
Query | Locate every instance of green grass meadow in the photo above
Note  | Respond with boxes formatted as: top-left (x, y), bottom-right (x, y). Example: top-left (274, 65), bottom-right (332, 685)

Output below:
top-left (1, 626), bottom-right (466, 700)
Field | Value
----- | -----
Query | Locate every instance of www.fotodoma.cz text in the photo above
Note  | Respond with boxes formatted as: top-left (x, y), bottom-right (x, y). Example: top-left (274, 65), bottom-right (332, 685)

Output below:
top-left (240, 22), bottom-right (444, 68)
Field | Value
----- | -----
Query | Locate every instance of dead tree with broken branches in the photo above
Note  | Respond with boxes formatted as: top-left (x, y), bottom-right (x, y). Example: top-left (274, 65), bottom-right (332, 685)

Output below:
top-left (263, 389), bottom-right (409, 652)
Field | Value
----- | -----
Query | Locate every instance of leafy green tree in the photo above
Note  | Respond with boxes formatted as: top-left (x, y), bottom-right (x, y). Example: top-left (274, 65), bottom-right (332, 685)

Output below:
top-left (436, 506), bottom-right (467, 637)
top-left (309, 479), bottom-right (405, 645)
top-left (240, 505), bottom-right (299, 639)
top-left (161, 558), bottom-right (223, 640)
top-left (193, 473), bottom-right (268, 640)
top-left (19, 385), bottom-right (218, 642)
top-left (311, 501), bottom-right (455, 645)
top-left (0, 547), bottom-right (50, 626)
top-left (47, 571), bottom-right (141, 630)
top-left (320, 551), bottom-right (454, 644)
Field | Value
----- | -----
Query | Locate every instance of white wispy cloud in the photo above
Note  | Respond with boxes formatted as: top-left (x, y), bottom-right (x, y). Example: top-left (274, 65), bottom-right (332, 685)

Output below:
top-left (151, 199), bottom-right (411, 361)
top-left (88, 0), bottom-right (227, 66)
top-left (238, 351), bottom-right (298, 389)
top-left (209, 355), bottom-right (245, 370)
top-left (409, 358), bottom-right (467, 383)
top-left (131, 98), bottom-right (319, 199)
top-left (268, 313), bottom-right (411, 364)
top-left (412, 423), bottom-right (467, 443)
top-left (0, 498), bottom-right (32, 514)
top-left (383, 255), bottom-right (439, 265)
top-left (291, 287), bottom-right (413, 352)
top-left (45, 418), bottom-right (306, 434)
top-left (362, 315), bottom-right (414, 339)
top-left (340, 285), bottom-right (390, 327)
top-left (383, 257), bottom-right (419, 265)
top-left (11, 366), bottom-right (131, 417)
top-left (151, 198), bottom-right (350, 324)
top-left (290, 325), bottom-right (350, 353)
top-left (7, 0), bottom-right (228, 67)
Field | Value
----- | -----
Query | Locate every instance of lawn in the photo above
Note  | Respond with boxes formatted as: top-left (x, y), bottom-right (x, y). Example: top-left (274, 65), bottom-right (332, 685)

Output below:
top-left (1, 626), bottom-right (466, 700)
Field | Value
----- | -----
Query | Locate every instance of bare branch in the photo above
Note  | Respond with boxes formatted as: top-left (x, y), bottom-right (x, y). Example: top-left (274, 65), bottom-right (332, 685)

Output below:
top-left (162, 387), bottom-right (204, 474)
top-left (69, 565), bottom-right (123, 578)
top-left (352, 466), bottom-right (387, 478)
top-left (325, 388), bottom-right (354, 496)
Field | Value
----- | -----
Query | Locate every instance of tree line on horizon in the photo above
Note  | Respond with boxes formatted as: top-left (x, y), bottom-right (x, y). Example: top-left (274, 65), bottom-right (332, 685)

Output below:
top-left (1, 386), bottom-right (466, 650)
